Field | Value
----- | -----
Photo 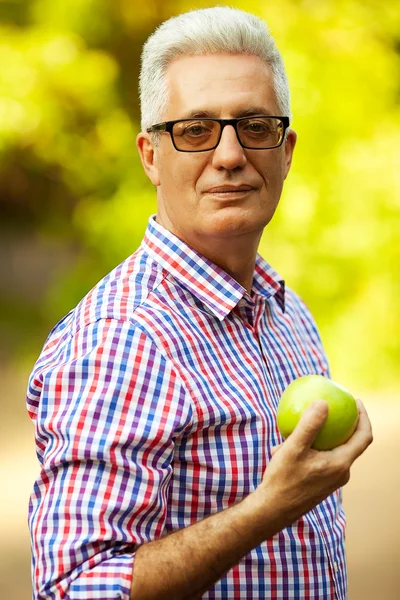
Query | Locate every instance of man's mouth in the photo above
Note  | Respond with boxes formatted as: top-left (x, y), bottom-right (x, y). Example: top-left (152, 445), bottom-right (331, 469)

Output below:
top-left (205, 184), bottom-right (254, 196)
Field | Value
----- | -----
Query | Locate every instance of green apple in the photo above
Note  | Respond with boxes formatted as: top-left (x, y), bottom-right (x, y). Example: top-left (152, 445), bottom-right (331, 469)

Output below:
top-left (276, 374), bottom-right (359, 450)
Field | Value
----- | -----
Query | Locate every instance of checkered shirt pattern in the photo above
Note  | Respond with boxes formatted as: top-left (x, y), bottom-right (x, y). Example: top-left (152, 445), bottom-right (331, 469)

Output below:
top-left (27, 214), bottom-right (347, 599)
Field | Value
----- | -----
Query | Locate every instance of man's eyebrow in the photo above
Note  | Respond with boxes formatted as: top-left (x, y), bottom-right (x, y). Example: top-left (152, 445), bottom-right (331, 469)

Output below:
top-left (182, 110), bottom-right (218, 119)
top-left (181, 108), bottom-right (276, 119)
top-left (236, 107), bottom-right (275, 117)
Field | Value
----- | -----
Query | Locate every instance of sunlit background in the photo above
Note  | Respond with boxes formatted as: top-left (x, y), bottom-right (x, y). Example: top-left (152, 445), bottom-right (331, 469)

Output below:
top-left (1, 0), bottom-right (399, 598)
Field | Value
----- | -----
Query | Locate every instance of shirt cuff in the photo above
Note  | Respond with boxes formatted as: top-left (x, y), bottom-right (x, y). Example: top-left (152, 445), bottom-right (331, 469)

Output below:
top-left (65, 552), bottom-right (134, 600)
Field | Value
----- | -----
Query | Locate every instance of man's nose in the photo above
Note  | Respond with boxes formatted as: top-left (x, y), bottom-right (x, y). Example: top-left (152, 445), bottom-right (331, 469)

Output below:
top-left (211, 124), bottom-right (247, 170)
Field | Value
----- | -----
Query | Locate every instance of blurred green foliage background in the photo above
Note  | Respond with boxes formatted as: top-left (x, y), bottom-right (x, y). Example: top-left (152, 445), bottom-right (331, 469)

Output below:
top-left (1, 0), bottom-right (399, 393)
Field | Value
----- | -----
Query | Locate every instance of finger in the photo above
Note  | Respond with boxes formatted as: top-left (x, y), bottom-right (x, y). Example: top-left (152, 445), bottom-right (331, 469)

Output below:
top-left (332, 398), bottom-right (373, 462)
top-left (286, 399), bottom-right (329, 451)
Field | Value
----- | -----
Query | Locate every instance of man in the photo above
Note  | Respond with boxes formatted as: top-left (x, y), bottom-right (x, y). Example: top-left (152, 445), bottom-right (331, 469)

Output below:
top-left (27, 7), bottom-right (372, 599)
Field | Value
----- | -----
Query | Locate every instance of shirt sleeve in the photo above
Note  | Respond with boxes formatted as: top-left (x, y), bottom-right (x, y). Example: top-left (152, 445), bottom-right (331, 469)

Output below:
top-left (27, 318), bottom-right (193, 600)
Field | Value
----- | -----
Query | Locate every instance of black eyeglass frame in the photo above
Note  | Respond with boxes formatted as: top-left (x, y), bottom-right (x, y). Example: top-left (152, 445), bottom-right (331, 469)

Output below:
top-left (146, 116), bottom-right (290, 152)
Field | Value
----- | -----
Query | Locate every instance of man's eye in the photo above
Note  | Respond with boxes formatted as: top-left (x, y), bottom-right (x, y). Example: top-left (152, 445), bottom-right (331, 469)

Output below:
top-left (183, 125), bottom-right (210, 136)
top-left (246, 123), bottom-right (270, 133)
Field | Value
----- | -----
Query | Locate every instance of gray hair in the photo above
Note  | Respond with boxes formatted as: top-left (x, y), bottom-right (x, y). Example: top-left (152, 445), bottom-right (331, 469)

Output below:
top-left (139, 6), bottom-right (291, 138)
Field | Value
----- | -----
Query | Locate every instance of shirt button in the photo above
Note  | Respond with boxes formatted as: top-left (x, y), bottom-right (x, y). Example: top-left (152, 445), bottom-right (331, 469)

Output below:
top-left (334, 561), bottom-right (339, 572)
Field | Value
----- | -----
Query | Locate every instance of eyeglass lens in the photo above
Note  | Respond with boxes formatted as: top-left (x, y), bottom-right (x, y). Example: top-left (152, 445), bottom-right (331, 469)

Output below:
top-left (172, 117), bottom-right (284, 151)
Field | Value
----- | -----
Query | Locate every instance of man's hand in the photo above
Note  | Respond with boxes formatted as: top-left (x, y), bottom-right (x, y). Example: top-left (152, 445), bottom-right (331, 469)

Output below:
top-left (254, 398), bottom-right (373, 531)
top-left (130, 400), bottom-right (372, 600)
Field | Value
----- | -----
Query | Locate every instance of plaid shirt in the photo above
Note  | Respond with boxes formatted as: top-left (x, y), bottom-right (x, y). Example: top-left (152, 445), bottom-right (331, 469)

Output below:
top-left (27, 215), bottom-right (347, 599)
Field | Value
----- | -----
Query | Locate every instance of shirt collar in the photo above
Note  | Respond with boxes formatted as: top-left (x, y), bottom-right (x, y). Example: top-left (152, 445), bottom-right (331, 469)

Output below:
top-left (142, 215), bottom-right (285, 320)
top-left (252, 254), bottom-right (286, 312)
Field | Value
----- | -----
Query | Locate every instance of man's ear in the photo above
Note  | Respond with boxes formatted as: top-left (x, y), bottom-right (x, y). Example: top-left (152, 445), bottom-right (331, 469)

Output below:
top-left (136, 132), bottom-right (161, 186)
top-left (283, 129), bottom-right (297, 180)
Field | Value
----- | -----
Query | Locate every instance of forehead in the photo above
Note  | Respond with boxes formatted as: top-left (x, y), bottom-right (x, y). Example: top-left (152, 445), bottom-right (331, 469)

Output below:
top-left (164, 53), bottom-right (279, 119)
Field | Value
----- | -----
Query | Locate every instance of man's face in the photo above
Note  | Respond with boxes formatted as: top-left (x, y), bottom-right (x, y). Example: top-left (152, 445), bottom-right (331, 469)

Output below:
top-left (138, 53), bottom-right (297, 245)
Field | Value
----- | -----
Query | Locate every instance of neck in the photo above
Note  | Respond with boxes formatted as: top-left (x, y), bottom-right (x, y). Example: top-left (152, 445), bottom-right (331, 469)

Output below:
top-left (192, 235), bottom-right (261, 294)
top-left (155, 213), bottom-right (262, 294)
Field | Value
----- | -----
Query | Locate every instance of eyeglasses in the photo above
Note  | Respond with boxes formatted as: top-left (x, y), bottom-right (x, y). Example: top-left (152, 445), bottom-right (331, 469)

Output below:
top-left (146, 116), bottom-right (290, 152)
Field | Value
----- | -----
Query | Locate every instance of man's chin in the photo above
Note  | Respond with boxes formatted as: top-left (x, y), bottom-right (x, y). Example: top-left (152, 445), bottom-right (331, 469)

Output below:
top-left (200, 205), bottom-right (275, 238)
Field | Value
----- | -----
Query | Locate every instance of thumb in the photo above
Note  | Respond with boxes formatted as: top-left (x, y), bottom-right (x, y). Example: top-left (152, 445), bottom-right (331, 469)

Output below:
top-left (287, 399), bottom-right (329, 450)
